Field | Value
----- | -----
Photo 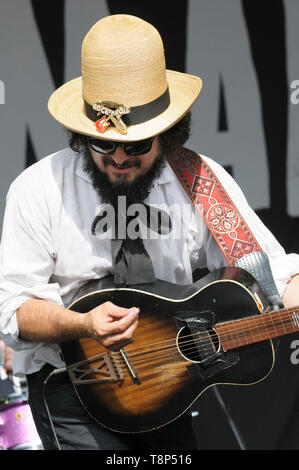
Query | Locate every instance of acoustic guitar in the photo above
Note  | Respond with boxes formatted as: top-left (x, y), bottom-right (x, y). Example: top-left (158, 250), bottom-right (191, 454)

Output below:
top-left (60, 266), bottom-right (299, 433)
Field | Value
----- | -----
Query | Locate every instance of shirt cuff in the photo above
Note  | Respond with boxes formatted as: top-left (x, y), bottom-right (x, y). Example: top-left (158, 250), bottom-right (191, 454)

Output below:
top-left (0, 283), bottom-right (63, 351)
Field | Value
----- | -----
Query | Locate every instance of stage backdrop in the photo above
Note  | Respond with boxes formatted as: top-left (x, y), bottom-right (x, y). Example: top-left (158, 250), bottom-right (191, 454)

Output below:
top-left (0, 0), bottom-right (298, 450)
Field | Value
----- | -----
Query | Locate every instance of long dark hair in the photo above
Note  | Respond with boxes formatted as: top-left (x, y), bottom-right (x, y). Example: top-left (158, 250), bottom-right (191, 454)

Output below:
top-left (66, 111), bottom-right (192, 155)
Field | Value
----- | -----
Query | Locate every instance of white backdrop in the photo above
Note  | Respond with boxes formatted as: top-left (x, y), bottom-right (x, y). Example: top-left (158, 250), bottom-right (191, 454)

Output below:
top-left (0, 0), bottom-right (299, 229)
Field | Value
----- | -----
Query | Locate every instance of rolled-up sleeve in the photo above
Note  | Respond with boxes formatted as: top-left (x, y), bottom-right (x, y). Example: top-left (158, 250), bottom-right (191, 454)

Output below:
top-left (0, 179), bottom-right (63, 350)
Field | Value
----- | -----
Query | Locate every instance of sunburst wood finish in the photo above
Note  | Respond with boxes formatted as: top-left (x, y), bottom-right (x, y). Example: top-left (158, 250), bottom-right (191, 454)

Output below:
top-left (60, 267), bottom-right (299, 433)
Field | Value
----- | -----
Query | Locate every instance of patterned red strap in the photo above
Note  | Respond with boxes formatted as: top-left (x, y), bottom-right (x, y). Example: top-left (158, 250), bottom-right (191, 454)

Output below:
top-left (167, 147), bottom-right (262, 265)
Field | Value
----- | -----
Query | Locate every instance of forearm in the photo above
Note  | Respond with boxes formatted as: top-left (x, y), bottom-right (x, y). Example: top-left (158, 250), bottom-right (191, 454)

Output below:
top-left (17, 299), bottom-right (89, 344)
top-left (16, 298), bottom-right (139, 351)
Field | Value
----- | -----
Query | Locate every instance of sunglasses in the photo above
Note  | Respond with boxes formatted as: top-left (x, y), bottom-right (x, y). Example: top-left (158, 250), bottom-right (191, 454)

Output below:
top-left (88, 137), bottom-right (155, 156)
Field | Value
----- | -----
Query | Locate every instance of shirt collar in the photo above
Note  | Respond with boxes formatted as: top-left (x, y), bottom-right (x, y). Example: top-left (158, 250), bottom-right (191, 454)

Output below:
top-left (151, 160), bottom-right (175, 187)
top-left (75, 157), bottom-right (92, 183)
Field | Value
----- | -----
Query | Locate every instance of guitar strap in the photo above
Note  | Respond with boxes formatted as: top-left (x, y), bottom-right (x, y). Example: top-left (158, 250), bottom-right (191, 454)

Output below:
top-left (167, 147), bottom-right (262, 264)
top-left (167, 147), bottom-right (283, 309)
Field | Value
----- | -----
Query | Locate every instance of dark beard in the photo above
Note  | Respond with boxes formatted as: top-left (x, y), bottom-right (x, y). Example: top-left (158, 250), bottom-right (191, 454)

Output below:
top-left (82, 147), bottom-right (166, 208)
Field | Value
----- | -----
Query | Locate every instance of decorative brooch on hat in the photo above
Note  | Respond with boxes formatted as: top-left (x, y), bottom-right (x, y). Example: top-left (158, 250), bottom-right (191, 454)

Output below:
top-left (93, 101), bottom-right (131, 135)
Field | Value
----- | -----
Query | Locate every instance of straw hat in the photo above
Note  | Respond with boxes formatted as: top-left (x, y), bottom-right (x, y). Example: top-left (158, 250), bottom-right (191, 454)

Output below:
top-left (48, 14), bottom-right (202, 142)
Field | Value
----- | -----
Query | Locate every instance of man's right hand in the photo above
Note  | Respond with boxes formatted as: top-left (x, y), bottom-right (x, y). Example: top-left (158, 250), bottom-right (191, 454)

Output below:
top-left (85, 302), bottom-right (139, 351)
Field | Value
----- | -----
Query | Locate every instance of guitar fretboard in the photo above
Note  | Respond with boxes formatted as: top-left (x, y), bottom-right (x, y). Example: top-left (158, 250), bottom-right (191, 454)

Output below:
top-left (216, 306), bottom-right (299, 350)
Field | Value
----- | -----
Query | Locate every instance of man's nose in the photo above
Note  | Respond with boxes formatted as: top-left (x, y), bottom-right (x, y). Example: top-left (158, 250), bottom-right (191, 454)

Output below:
top-left (111, 146), bottom-right (130, 165)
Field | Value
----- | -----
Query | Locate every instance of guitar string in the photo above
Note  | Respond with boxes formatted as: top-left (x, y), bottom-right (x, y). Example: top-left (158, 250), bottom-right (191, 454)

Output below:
top-left (126, 342), bottom-right (213, 367)
top-left (80, 308), bottom-right (299, 378)
top-left (123, 321), bottom-right (295, 369)
top-left (122, 316), bottom-right (297, 367)
top-left (125, 322), bottom-right (295, 367)
top-left (124, 312), bottom-right (297, 358)
top-left (119, 341), bottom-right (219, 370)
top-left (127, 324), bottom-right (267, 359)
top-left (125, 307), bottom-right (298, 355)
top-left (105, 309), bottom-right (299, 372)
top-left (127, 336), bottom-right (213, 362)
top-left (124, 326), bottom-right (279, 369)
top-left (111, 319), bottom-right (298, 374)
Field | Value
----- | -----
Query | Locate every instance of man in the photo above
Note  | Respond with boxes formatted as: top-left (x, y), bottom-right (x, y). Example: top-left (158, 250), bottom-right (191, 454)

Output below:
top-left (0, 14), bottom-right (299, 450)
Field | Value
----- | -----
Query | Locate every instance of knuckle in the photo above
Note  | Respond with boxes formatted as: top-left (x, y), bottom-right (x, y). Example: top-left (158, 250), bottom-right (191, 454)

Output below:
top-left (101, 337), bottom-right (111, 347)
top-left (102, 301), bottom-right (113, 309)
top-left (122, 331), bottom-right (133, 341)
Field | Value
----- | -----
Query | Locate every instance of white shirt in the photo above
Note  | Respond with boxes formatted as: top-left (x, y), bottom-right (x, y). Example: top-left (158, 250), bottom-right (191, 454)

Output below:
top-left (0, 147), bottom-right (298, 376)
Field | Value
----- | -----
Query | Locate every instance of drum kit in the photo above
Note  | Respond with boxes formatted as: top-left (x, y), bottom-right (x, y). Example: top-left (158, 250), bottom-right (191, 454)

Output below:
top-left (0, 344), bottom-right (43, 450)
top-left (0, 399), bottom-right (43, 450)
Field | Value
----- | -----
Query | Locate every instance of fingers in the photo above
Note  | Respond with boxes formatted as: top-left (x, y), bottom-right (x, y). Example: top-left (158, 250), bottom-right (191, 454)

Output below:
top-left (104, 302), bottom-right (139, 322)
top-left (108, 307), bottom-right (139, 333)
top-left (88, 302), bottom-right (140, 350)
top-left (101, 312), bottom-right (138, 351)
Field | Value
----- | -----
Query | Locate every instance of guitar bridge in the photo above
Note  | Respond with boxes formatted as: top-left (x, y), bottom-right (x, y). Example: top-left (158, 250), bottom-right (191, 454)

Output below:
top-left (67, 351), bottom-right (124, 385)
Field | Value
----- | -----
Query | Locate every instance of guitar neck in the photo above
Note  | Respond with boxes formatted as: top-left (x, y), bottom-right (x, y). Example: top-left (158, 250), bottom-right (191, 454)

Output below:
top-left (216, 306), bottom-right (299, 351)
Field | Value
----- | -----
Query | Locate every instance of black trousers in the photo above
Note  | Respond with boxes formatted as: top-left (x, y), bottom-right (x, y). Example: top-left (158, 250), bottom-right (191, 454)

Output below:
top-left (26, 364), bottom-right (199, 451)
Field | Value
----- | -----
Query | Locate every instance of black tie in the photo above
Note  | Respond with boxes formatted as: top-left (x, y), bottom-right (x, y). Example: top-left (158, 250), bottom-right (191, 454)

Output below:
top-left (91, 204), bottom-right (172, 285)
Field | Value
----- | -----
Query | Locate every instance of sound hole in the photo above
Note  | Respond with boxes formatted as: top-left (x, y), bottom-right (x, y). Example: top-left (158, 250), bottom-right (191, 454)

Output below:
top-left (177, 326), bottom-right (220, 363)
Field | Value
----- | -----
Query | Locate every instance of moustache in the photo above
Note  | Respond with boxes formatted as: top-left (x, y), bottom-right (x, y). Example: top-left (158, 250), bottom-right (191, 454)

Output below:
top-left (103, 156), bottom-right (141, 169)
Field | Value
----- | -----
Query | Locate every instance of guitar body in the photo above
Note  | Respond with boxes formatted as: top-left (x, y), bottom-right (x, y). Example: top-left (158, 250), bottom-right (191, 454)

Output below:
top-left (61, 267), bottom-right (275, 433)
